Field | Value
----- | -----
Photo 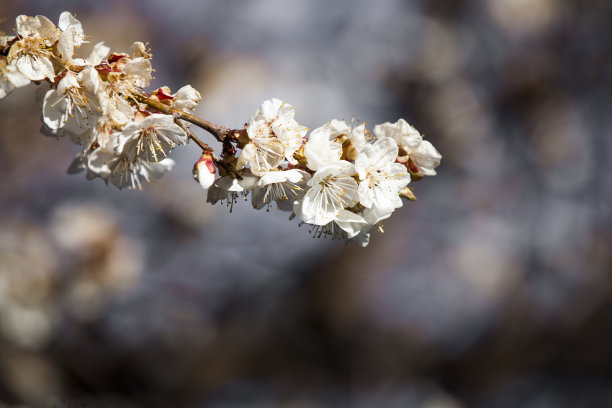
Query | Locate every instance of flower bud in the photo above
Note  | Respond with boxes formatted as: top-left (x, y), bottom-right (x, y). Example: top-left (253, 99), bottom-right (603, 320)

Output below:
top-left (193, 152), bottom-right (216, 191)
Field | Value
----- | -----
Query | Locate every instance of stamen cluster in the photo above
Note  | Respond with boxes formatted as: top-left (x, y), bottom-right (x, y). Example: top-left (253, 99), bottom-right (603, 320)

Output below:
top-left (0, 11), bottom-right (441, 247)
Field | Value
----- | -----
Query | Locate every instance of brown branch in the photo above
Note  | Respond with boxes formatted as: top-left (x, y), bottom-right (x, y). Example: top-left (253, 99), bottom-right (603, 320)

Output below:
top-left (134, 92), bottom-right (244, 143)
top-left (174, 118), bottom-right (212, 152)
top-left (175, 119), bottom-right (242, 180)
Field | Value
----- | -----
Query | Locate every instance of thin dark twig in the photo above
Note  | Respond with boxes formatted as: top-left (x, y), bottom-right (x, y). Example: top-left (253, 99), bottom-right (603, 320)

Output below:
top-left (135, 92), bottom-right (243, 143)
top-left (175, 119), bottom-right (243, 180)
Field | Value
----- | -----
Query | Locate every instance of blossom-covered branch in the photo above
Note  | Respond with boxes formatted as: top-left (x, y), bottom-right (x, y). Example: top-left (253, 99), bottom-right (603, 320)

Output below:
top-left (0, 11), bottom-right (442, 246)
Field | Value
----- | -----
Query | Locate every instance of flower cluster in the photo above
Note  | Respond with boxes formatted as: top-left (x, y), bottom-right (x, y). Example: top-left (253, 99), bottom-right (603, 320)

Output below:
top-left (1, 12), bottom-right (200, 189)
top-left (1, 12), bottom-right (441, 246)
top-left (199, 100), bottom-right (441, 246)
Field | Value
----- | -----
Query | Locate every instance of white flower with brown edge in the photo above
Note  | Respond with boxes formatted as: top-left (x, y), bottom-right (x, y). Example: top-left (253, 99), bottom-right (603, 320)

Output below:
top-left (0, 56), bottom-right (30, 99)
top-left (251, 169), bottom-right (310, 211)
top-left (42, 69), bottom-right (101, 141)
top-left (114, 113), bottom-right (188, 162)
top-left (373, 118), bottom-right (441, 176)
top-left (172, 85), bottom-right (201, 113)
top-left (8, 15), bottom-right (59, 81)
top-left (96, 83), bottom-right (135, 126)
top-left (355, 137), bottom-right (410, 212)
top-left (238, 98), bottom-right (307, 175)
top-left (122, 57), bottom-right (152, 89)
top-left (294, 160), bottom-right (359, 226)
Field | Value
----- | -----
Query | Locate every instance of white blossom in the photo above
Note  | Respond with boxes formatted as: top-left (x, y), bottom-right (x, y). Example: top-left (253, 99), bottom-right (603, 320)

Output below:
top-left (252, 169), bottom-right (310, 211)
top-left (373, 118), bottom-right (441, 176)
top-left (97, 82), bottom-right (136, 126)
top-left (303, 124), bottom-right (342, 171)
top-left (0, 56), bottom-right (30, 99)
top-left (355, 137), bottom-right (410, 212)
top-left (114, 113), bottom-right (187, 162)
top-left (122, 57), bottom-right (152, 88)
top-left (87, 148), bottom-right (175, 190)
top-left (410, 140), bottom-right (442, 176)
top-left (173, 85), bottom-right (201, 113)
top-left (8, 15), bottom-right (59, 81)
top-left (238, 98), bottom-right (307, 175)
top-left (294, 161), bottom-right (359, 225)
top-left (374, 119), bottom-right (422, 153)
top-left (56, 11), bottom-right (85, 62)
top-left (0, 10), bottom-right (442, 249)
top-left (41, 70), bottom-right (101, 140)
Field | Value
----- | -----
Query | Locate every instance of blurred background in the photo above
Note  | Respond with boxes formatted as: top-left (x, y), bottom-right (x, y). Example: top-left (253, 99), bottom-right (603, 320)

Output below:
top-left (1, 0), bottom-right (611, 407)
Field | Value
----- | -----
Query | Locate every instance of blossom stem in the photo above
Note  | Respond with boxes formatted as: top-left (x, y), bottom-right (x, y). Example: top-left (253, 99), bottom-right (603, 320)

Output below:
top-left (175, 118), bottom-right (242, 180)
top-left (174, 118), bottom-right (212, 152)
top-left (134, 92), bottom-right (244, 143)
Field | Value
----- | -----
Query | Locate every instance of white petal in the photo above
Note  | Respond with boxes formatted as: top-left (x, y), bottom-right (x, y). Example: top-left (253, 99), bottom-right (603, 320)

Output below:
top-left (260, 98), bottom-right (284, 121)
top-left (3, 59), bottom-right (30, 88)
top-left (173, 85), bottom-right (201, 112)
top-left (350, 123), bottom-right (368, 152)
top-left (304, 124), bottom-right (341, 171)
top-left (363, 205), bottom-right (394, 225)
top-left (335, 209), bottom-right (368, 239)
top-left (258, 169), bottom-right (305, 186)
top-left (0, 78), bottom-right (15, 99)
top-left (276, 122), bottom-right (307, 163)
top-left (56, 73), bottom-right (79, 94)
top-left (372, 137), bottom-right (399, 167)
top-left (411, 140), bottom-right (442, 176)
top-left (15, 55), bottom-right (55, 81)
top-left (373, 184), bottom-right (403, 212)
top-left (87, 42), bottom-right (110, 65)
top-left (77, 66), bottom-right (101, 94)
top-left (329, 119), bottom-right (351, 137)
top-left (123, 58), bottom-right (152, 87)
top-left (374, 119), bottom-right (422, 153)
top-left (86, 148), bottom-right (113, 181)
top-left (42, 90), bottom-right (68, 132)
top-left (147, 158), bottom-right (175, 182)
top-left (236, 143), bottom-right (256, 170)
top-left (56, 31), bottom-right (75, 61)
top-left (16, 15), bottom-right (58, 45)
top-left (354, 144), bottom-right (375, 180)
top-left (358, 180), bottom-right (375, 208)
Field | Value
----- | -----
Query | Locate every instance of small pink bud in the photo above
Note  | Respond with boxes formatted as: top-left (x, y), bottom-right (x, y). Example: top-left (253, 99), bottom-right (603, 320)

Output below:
top-left (193, 153), bottom-right (216, 190)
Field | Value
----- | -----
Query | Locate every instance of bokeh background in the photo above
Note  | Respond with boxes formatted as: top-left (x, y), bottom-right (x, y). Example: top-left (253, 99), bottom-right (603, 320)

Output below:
top-left (1, 0), bottom-right (611, 407)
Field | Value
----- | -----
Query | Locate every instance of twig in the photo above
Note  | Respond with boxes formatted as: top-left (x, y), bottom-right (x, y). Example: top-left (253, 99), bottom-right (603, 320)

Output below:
top-left (135, 92), bottom-right (243, 143)
top-left (175, 119), bottom-right (242, 180)
top-left (174, 117), bottom-right (212, 152)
